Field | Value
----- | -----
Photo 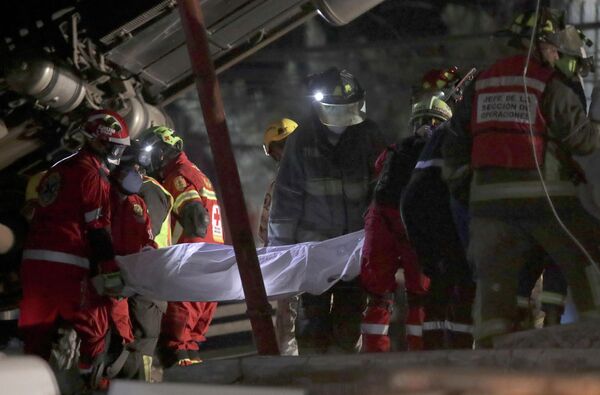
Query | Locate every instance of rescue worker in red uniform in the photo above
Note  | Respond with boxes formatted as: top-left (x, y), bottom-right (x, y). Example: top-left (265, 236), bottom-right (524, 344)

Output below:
top-left (361, 68), bottom-right (467, 352)
top-left (19, 110), bottom-right (130, 378)
top-left (101, 159), bottom-right (158, 384)
top-left (442, 9), bottom-right (600, 346)
top-left (136, 126), bottom-right (222, 366)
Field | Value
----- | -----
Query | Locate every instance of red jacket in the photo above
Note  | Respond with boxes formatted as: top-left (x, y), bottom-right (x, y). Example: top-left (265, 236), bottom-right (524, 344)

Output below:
top-left (162, 152), bottom-right (224, 244)
top-left (24, 149), bottom-right (111, 270)
top-left (471, 55), bottom-right (555, 169)
top-left (110, 191), bottom-right (156, 255)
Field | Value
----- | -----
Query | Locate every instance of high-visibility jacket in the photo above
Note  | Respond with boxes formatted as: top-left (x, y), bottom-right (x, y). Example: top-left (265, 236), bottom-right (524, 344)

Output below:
top-left (471, 55), bottom-right (555, 170)
top-left (140, 176), bottom-right (173, 248)
top-left (162, 152), bottom-right (224, 244)
top-left (23, 149), bottom-right (111, 270)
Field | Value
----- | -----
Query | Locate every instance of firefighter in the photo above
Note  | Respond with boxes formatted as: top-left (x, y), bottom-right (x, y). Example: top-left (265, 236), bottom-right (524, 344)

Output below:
top-left (442, 8), bottom-right (600, 347)
top-left (18, 109), bottom-right (130, 378)
top-left (401, 88), bottom-right (476, 350)
top-left (268, 67), bottom-right (385, 354)
top-left (136, 126), bottom-right (222, 366)
top-left (360, 68), bottom-right (467, 352)
top-left (259, 118), bottom-right (299, 356)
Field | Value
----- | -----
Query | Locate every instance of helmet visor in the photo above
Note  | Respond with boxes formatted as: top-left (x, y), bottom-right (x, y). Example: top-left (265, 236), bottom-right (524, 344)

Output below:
top-left (106, 144), bottom-right (127, 167)
top-left (314, 100), bottom-right (366, 127)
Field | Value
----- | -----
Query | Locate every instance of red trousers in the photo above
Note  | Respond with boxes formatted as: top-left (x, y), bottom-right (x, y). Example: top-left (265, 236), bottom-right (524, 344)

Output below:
top-left (360, 204), bottom-right (429, 352)
top-left (161, 301), bottom-right (217, 352)
top-left (107, 297), bottom-right (134, 344)
top-left (19, 260), bottom-right (110, 363)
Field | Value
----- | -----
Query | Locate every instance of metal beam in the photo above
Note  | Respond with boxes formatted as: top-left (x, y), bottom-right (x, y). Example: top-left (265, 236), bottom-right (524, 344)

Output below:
top-left (177, 0), bottom-right (279, 355)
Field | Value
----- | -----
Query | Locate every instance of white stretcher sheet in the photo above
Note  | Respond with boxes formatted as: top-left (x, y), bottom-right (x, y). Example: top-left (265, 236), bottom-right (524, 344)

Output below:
top-left (116, 230), bottom-right (365, 302)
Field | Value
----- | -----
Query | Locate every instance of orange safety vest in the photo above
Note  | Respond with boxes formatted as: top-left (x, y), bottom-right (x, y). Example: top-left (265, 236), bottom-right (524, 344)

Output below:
top-left (470, 55), bottom-right (555, 170)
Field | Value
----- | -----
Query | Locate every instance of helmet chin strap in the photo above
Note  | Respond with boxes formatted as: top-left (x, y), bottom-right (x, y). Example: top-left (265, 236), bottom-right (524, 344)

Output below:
top-left (324, 125), bottom-right (347, 146)
top-left (326, 125), bottom-right (347, 134)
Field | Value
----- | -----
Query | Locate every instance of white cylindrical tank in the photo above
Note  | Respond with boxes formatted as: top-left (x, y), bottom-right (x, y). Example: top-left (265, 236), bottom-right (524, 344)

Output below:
top-left (6, 58), bottom-right (86, 113)
top-left (0, 355), bottom-right (60, 395)
top-left (313, 0), bottom-right (386, 26)
top-left (122, 97), bottom-right (172, 139)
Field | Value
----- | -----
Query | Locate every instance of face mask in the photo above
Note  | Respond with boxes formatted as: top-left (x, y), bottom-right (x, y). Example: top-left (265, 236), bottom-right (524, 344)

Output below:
top-left (118, 168), bottom-right (143, 195)
top-left (326, 125), bottom-right (347, 135)
top-left (414, 125), bottom-right (433, 139)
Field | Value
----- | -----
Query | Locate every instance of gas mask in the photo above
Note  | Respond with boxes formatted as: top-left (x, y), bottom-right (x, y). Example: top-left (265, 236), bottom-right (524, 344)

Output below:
top-left (113, 166), bottom-right (143, 195)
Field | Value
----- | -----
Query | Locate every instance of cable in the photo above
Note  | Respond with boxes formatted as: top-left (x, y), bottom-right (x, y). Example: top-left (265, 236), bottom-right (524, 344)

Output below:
top-left (523, 1), bottom-right (600, 272)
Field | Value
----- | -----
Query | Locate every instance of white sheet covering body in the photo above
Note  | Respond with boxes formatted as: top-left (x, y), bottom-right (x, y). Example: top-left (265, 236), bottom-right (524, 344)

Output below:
top-left (117, 230), bottom-right (365, 302)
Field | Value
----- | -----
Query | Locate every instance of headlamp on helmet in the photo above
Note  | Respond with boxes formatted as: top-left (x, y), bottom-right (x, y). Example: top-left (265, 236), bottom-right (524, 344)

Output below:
top-left (136, 126), bottom-right (182, 173)
top-left (307, 67), bottom-right (366, 127)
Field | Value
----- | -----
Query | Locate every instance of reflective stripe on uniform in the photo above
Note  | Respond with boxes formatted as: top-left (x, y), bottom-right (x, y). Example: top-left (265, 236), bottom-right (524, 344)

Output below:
top-left (306, 178), bottom-right (342, 196)
top-left (470, 181), bottom-right (576, 202)
top-left (475, 318), bottom-right (511, 340)
top-left (360, 323), bottom-right (389, 335)
top-left (415, 158), bottom-right (444, 169)
top-left (517, 296), bottom-right (530, 308)
top-left (475, 76), bottom-right (546, 92)
top-left (445, 321), bottom-right (473, 334)
top-left (173, 190), bottom-right (201, 214)
top-left (539, 291), bottom-right (566, 306)
top-left (305, 178), bottom-right (367, 198)
top-left (143, 177), bottom-right (173, 248)
top-left (405, 324), bottom-right (423, 336)
top-left (422, 321), bottom-right (445, 331)
top-left (422, 320), bottom-right (473, 333)
top-left (23, 249), bottom-right (90, 269)
top-left (200, 187), bottom-right (217, 200)
top-left (84, 208), bottom-right (102, 223)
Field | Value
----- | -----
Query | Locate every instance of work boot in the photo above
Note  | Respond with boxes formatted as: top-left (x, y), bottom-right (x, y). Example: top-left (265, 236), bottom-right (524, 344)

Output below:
top-left (542, 304), bottom-right (564, 327)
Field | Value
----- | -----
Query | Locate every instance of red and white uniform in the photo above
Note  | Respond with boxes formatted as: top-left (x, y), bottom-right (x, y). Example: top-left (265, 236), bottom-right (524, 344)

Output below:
top-left (360, 148), bottom-right (430, 352)
top-left (108, 191), bottom-right (157, 344)
top-left (160, 152), bottom-right (222, 357)
top-left (19, 149), bottom-right (112, 361)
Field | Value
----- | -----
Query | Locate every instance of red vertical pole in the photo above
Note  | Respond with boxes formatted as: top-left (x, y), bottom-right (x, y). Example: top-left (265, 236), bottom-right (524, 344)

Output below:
top-left (177, 0), bottom-right (279, 355)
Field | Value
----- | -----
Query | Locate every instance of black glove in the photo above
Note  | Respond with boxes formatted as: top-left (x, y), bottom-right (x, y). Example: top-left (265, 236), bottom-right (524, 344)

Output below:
top-left (374, 147), bottom-right (418, 206)
top-left (180, 201), bottom-right (209, 238)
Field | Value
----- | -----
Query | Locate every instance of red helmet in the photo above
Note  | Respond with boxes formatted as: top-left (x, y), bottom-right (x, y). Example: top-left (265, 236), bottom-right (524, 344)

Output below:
top-left (421, 66), bottom-right (460, 92)
top-left (84, 109), bottom-right (130, 146)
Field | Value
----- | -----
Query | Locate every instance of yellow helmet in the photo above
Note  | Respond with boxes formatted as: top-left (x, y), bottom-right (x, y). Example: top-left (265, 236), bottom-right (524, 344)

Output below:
top-left (25, 171), bottom-right (47, 202)
top-left (409, 93), bottom-right (453, 127)
top-left (142, 126), bottom-right (183, 150)
top-left (262, 118), bottom-right (298, 156)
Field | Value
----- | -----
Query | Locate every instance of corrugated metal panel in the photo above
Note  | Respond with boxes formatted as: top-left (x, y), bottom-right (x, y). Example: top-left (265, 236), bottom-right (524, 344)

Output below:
top-left (106, 0), bottom-right (309, 96)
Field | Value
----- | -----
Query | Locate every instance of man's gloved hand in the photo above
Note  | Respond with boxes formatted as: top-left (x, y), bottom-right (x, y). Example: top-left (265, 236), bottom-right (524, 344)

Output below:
top-left (590, 86), bottom-right (600, 121)
top-left (92, 271), bottom-right (125, 297)
top-left (180, 201), bottom-right (209, 238)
